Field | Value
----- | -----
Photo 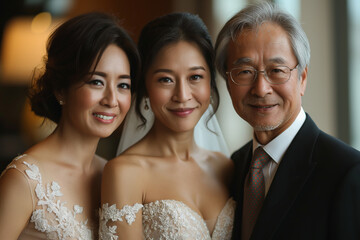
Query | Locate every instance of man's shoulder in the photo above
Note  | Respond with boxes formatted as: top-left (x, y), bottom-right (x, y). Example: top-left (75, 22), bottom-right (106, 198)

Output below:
top-left (301, 114), bottom-right (360, 165)
top-left (231, 141), bottom-right (252, 161)
top-left (317, 130), bottom-right (360, 160)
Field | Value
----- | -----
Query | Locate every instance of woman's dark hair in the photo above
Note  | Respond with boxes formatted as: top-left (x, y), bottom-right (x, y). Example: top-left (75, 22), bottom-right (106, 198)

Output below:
top-left (29, 12), bottom-right (140, 123)
top-left (135, 12), bottom-right (219, 126)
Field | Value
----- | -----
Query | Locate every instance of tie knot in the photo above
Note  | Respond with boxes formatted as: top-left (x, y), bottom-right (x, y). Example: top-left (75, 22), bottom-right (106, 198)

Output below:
top-left (251, 147), bottom-right (270, 169)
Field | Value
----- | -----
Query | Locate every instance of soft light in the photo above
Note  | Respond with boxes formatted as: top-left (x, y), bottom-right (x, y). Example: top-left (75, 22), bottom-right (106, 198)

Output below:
top-left (0, 14), bottom-right (62, 84)
top-left (31, 12), bottom-right (52, 34)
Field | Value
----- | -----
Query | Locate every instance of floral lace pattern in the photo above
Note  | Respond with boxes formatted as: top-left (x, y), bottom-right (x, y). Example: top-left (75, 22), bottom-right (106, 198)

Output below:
top-left (211, 198), bottom-right (236, 239)
top-left (23, 161), bottom-right (93, 240)
top-left (99, 203), bottom-right (143, 240)
top-left (99, 198), bottom-right (235, 240)
top-left (3, 155), bottom-right (94, 240)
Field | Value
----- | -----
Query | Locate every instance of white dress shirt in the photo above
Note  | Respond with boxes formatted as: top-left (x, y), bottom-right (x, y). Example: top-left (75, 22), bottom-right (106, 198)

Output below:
top-left (252, 108), bottom-right (306, 196)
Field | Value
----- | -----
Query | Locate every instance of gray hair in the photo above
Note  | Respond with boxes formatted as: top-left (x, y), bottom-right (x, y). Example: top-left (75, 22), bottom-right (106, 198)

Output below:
top-left (215, 1), bottom-right (310, 80)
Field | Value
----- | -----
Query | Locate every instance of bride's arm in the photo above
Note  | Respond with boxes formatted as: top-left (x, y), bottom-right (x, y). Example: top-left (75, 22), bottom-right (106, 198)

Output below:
top-left (100, 156), bottom-right (145, 240)
top-left (0, 167), bottom-right (33, 239)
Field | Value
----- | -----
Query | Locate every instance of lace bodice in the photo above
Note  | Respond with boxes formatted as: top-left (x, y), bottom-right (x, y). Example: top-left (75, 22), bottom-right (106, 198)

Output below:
top-left (2, 154), bottom-right (94, 240)
top-left (99, 198), bottom-right (235, 240)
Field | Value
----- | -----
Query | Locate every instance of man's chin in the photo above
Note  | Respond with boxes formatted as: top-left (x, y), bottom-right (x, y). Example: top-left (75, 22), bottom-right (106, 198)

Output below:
top-left (252, 122), bottom-right (281, 132)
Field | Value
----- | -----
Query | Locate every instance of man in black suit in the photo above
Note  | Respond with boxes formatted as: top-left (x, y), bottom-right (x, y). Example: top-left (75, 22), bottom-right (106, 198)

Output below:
top-left (215, 2), bottom-right (360, 240)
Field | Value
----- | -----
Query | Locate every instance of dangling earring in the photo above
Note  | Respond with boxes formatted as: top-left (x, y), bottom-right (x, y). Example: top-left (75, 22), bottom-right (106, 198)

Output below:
top-left (144, 98), bottom-right (149, 110)
top-left (59, 100), bottom-right (64, 105)
top-left (210, 95), bottom-right (214, 105)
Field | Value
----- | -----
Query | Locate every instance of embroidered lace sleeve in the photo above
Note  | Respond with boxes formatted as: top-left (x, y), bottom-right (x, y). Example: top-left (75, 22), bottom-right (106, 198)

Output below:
top-left (1, 154), bottom-right (95, 239)
top-left (99, 203), bottom-right (143, 240)
top-left (0, 154), bottom-right (36, 209)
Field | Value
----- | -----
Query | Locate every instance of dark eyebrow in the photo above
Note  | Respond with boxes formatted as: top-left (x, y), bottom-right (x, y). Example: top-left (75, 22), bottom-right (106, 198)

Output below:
top-left (92, 71), bottom-right (106, 77)
top-left (153, 69), bottom-right (173, 74)
top-left (119, 75), bottom-right (131, 79)
top-left (153, 66), bottom-right (206, 74)
top-left (92, 71), bottom-right (131, 79)
top-left (190, 66), bottom-right (206, 71)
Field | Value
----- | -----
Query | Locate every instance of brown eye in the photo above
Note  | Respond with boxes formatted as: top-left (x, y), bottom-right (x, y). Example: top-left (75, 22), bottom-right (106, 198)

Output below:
top-left (158, 77), bottom-right (173, 83)
top-left (270, 67), bottom-right (286, 74)
top-left (87, 79), bottom-right (104, 86)
top-left (190, 75), bottom-right (203, 81)
top-left (118, 83), bottom-right (131, 89)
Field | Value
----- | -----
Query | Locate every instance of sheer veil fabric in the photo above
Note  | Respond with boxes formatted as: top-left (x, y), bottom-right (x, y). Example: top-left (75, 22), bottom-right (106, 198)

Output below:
top-left (117, 96), bottom-right (230, 157)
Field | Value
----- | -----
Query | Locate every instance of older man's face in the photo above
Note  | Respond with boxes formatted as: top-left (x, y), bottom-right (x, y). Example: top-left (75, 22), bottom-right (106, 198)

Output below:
top-left (226, 22), bottom-right (307, 144)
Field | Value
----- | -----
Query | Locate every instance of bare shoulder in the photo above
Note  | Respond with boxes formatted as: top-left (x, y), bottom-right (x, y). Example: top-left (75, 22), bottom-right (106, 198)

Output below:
top-left (0, 153), bottom-right (43, 198)
top-left (200, 149), bottom-right (234, 185)
top-left (205, 149), bottom-right (234, 170)
top-left (105, 140), bottom-right (156, 173)
top-left (0, 164), bottom-right (30, 200)
top-left (100, 154), bottom-right (146, 239)
top-left (0, 155), bottom-right (31, 190)
top-left (0, 155), bottom-right (34, 236)
top-left (105, 153), bottom-right (149, 176)
top-left (101, 153), bottom-right (150, 204)
top-left (1, 154), bottom-right (37, 178)
top-left (102, 153), bottom-right (151, 186)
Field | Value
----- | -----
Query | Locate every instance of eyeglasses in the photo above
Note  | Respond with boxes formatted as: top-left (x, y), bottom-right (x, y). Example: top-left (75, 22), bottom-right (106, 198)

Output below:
top-left (226, 65), bottom-right (298, 86)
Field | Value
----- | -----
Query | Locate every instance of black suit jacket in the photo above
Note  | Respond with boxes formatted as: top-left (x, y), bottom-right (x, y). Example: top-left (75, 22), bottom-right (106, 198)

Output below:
top-left (231, 114), bottom-right (360, 240)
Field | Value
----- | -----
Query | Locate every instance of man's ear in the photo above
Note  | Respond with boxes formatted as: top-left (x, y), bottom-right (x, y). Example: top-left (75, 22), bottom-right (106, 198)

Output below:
top-left (299, 66), bottom-right (308, 96)
top-left (225, 74), bottom-right (231, 93)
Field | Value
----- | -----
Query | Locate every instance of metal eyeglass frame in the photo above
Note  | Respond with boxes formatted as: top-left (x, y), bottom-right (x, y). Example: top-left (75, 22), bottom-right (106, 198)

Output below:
top-left (226, 64), bottom-right (298, 86)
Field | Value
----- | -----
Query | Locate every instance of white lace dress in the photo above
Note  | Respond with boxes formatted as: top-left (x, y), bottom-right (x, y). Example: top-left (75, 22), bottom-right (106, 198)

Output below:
top-left (99, 197), bottom-right (236, 240)
top-left (1, 154), bottom-right (95, 240)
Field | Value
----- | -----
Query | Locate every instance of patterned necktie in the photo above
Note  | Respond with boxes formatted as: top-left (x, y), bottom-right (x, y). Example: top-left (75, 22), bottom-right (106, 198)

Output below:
top-left (241, 147), bottom-right (270, 240)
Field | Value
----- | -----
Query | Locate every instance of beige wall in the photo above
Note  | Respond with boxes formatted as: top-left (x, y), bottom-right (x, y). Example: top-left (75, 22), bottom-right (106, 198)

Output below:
top-left (301, 0), bottom-right (336, 137)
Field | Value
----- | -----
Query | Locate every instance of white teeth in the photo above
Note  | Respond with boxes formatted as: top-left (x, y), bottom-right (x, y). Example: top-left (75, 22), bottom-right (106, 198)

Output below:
top-left (93, 114), bottom-right (114, 120)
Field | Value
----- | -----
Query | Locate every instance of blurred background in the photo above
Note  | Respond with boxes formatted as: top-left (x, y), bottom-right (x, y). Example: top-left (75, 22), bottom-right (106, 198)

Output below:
top-left (0, 0), bottom-right (359, 172)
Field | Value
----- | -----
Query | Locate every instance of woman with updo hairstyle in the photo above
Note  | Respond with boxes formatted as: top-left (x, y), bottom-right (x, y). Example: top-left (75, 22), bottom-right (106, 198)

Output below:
top-left (30, 12), bottom-right (140, 124)
top-left (0, 12), bottom-right (139, 239)
top-left (100, 12), bottom-right (235, 239)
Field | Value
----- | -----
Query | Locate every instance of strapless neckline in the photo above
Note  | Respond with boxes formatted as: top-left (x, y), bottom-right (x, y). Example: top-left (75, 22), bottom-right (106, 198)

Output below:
top-left (99, 197), bottom-right (235, 239)
top-left (143, 198), bottom-right (234, 236)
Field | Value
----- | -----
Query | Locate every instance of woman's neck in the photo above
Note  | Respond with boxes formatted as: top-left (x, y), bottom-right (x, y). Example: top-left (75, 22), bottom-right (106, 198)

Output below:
top-left (144, 122), bottom-right (199, 161)
top-left (45, 124), bottom-right (100, 171)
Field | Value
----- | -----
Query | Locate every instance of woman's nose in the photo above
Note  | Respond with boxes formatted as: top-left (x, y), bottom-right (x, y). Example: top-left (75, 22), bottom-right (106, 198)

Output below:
top-left (101, 86), bottom-right (118, 107)
top-left (173, 80), bottom-right (192, 102)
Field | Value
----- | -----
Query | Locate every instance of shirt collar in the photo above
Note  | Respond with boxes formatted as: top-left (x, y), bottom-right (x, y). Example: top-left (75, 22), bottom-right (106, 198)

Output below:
top-left (253, 107), bottom-right (306, 164)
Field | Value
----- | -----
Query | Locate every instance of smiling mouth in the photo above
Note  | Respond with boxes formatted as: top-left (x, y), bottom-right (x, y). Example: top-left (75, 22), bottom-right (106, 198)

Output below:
top-left (170, 108), bottom-right (195, 111)
top-left (93, 113), bottom-right (115, 120)
top-left (252, 105), bottom-right (276, 108)
top-left (168, 108), bottom-right (195, 116)
top-left (248, 103), bottom-right (279, 111)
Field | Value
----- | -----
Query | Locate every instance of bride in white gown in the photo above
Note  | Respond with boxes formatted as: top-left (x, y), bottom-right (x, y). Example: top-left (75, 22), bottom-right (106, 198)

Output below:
top-left (100, 12), bottom-right (235, 239)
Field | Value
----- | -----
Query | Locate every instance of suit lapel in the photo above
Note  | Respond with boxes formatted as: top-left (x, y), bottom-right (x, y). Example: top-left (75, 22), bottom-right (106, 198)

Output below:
top-left (234, 143), bottom-right (252, 201)
top-left (251, 115), bottom-right (319, 240)
top-left (231, 142), bottom-right (252, 238)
